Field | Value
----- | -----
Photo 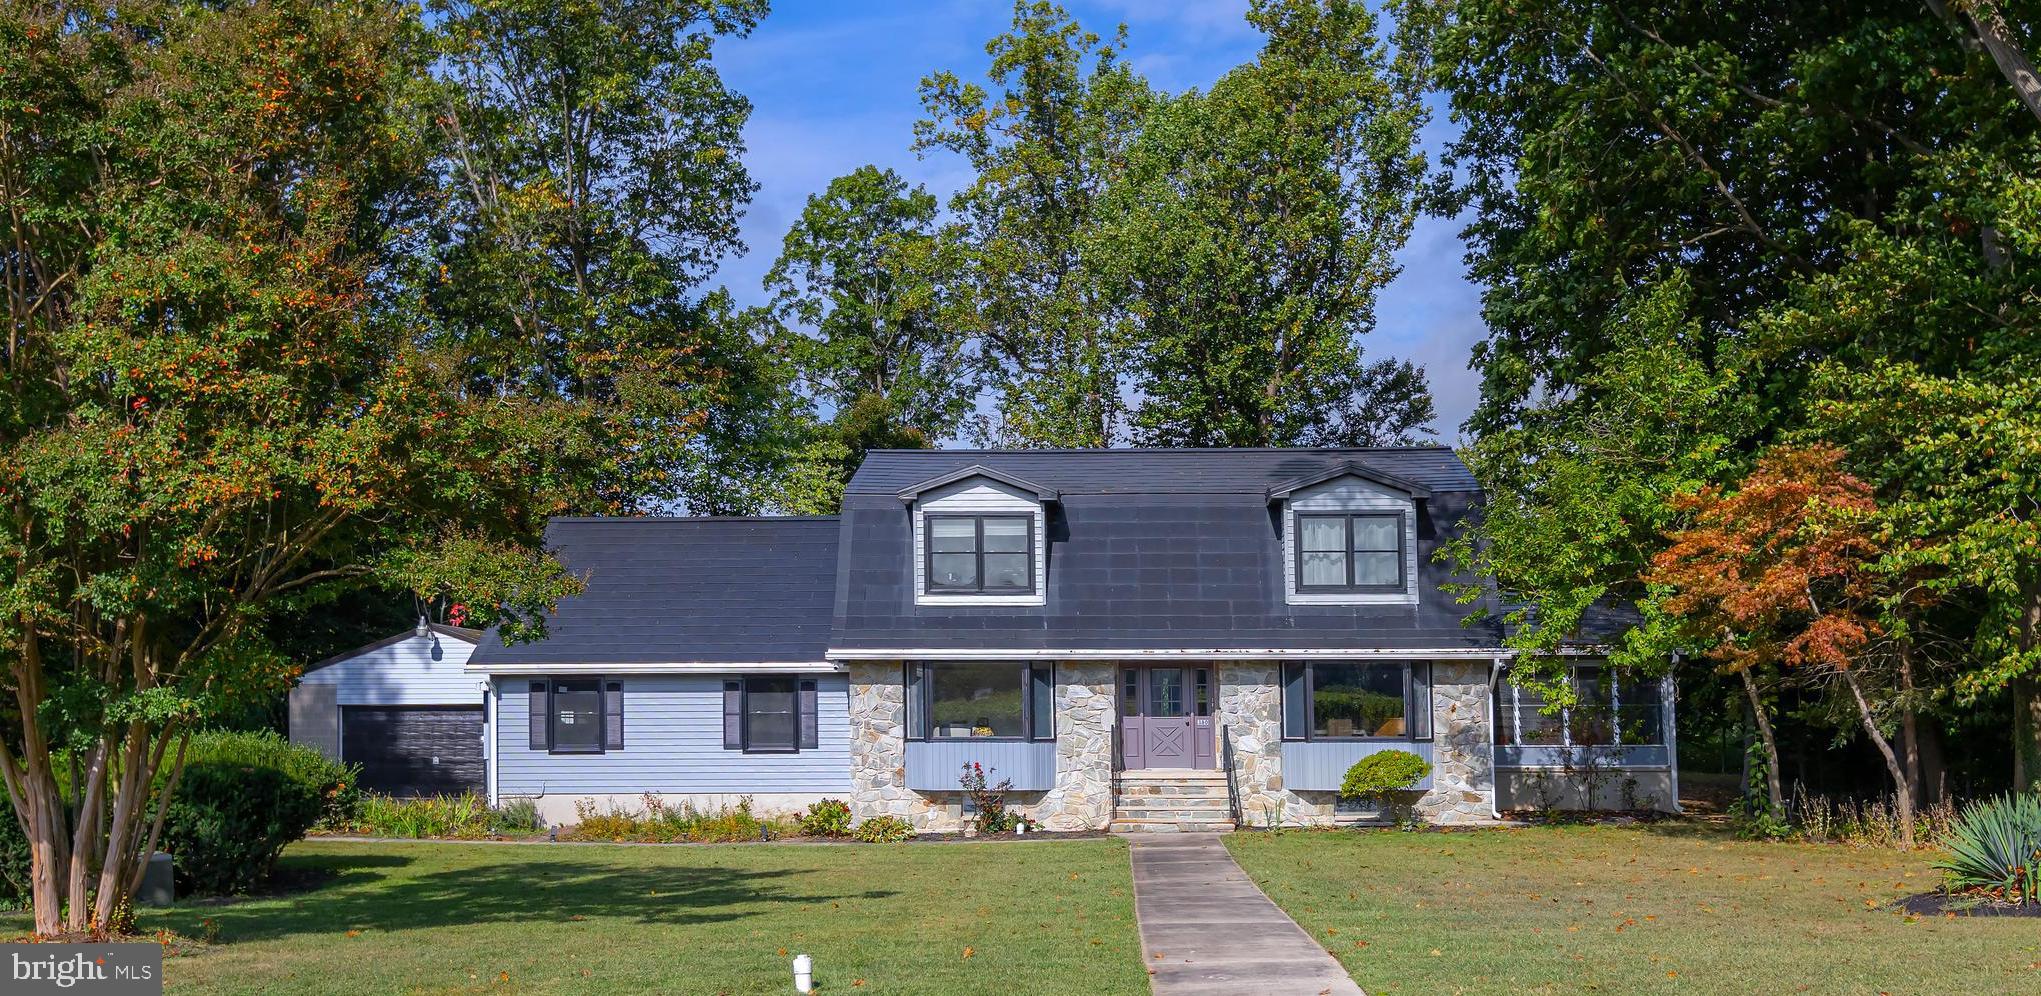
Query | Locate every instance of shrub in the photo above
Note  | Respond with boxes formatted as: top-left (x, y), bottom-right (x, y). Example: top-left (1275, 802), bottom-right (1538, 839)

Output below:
top-left (164, 762), bottom-right (324, 896)
top-left (800, 799), bottom-right (853, 838)
top-left (1340, 750), bottom-right (1432, 827)
top-left (161, 731), bottom-right (355, 896)
top-left (853, 815), bottom-right (915, 843)
top-left (958, 762), bottom-right (1015, 834)
top-left (1935, 792), bottom-right (2041, 906)
top-left (559, 796), bottom-right (796, 843)
top-left (490, 797), bottom-right (542, 835)
top-left (177, 730), bottom-right (360, 830)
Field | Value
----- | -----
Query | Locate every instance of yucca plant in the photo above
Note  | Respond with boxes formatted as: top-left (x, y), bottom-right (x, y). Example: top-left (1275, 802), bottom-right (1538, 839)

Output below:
top-left (1934, 793), bottom-right (2041, 907)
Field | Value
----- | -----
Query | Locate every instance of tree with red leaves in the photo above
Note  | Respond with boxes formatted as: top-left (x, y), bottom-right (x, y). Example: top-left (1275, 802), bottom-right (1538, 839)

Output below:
top-left (1648, 445), bottom-right (1918, 846)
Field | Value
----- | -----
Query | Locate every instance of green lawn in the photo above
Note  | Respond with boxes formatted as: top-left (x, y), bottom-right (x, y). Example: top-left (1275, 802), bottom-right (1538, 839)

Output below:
top-left (30, 839), bottom-right (1148, 995)
top-left (1226, 823), bottom-right (2041, 995)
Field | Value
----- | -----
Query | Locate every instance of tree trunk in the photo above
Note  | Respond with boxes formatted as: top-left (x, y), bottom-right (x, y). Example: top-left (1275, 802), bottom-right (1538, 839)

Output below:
top-left (1840, 668), bottom-right (1915, 849)
top-left (1738, 667), bottom-right (1784, 814)
top-left (1925, 0), bottom-right (2041, 125)
top-left (1898, 639), bottom-right (1921, 804)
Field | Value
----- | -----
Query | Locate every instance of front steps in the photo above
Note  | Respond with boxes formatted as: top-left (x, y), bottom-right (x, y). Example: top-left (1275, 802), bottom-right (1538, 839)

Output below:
top-left (1110, 769), bottom-right (1237, 833)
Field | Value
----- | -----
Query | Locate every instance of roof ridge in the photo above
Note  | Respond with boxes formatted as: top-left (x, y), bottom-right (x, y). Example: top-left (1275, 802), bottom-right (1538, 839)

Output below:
top-left (547, 515), bottom-right (841, 523)
top-left (862, 445), bottom-right (1457, 455)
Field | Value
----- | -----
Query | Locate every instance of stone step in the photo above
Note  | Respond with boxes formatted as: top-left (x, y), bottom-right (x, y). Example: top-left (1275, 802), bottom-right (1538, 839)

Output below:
top-left (1116, 794), bottom-right (1232, 808)
top-left (1109, 819), bottom-right (1238, 834)
top-left (1115, 768), bottom-right (1229, 782)
top-left (1115, 786), bottom-right (1232, 801)
top-left (1114, 809), bottom-right (1235, 824)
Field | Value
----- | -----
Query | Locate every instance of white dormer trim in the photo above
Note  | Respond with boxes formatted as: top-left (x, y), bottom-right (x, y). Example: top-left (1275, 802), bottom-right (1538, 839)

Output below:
top-left (911, 477), bottom-right (1048, 607)
top-left (1281, 476), bottom-right (1420, 606)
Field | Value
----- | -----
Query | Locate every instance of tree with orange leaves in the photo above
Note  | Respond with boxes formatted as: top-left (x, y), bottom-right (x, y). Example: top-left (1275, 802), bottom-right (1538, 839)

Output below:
top-left (1647, 444), bottom-right (1919, 846)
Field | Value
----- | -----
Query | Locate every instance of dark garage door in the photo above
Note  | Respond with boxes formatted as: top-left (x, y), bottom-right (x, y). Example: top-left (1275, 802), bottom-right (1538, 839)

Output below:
top-left (341, 706), bottom-right (484, 797)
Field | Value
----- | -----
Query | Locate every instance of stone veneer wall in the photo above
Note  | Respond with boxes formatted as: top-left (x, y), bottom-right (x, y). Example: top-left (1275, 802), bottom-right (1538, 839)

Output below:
top-left (847, 661), bottom-right (1115, 832)
top-left (1216, 660), bottom-right (1497, 827)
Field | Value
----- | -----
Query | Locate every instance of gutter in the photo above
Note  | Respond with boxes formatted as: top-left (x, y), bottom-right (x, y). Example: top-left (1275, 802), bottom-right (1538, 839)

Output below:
top-left (465, 661), bottom-right (844, 675)
top-left (825, 647), bottom-right (1529, 661)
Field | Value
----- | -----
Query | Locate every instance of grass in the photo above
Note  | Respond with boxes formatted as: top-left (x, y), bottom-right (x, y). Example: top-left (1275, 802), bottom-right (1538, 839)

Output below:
top-left (1225, 822), bottom-right (2041, 995)
top-left (8, 838), bottom-right (1146, 995)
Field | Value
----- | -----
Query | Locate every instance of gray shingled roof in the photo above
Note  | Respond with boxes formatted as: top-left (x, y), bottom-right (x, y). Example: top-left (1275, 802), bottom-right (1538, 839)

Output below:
top-left (832, 447), bottom-right (1500, 653)
top-left (469, 517), bottom-right (839, 666)
top-left (846, 447), bottom-right (1479, 497)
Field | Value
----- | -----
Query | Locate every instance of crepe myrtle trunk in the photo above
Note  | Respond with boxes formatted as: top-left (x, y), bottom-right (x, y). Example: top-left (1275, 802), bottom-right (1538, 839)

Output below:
top-left (2, 622), bottom-right (190, 936)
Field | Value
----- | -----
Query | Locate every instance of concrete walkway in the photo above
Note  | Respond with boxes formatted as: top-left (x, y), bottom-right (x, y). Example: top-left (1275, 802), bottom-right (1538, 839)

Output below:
top-left (1128, 834), bottom-right (1365, 996)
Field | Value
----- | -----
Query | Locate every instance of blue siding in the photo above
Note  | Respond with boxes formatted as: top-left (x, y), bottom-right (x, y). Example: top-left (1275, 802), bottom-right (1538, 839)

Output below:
top-left (1282, 740), bottom-right (1436, 792)
top-left (904, 740), bottom-right (1057, 791)
top-left (299, 633), bottom-right (482, 706)
top-left (494, 675), bottom-right (852, 796)
top-left (1495, 745), bottom-right (1671, 768)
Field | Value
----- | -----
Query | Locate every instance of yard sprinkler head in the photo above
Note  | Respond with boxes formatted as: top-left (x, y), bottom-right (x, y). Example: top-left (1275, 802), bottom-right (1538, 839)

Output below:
top-left (792, 953), bottom-right (813, 993)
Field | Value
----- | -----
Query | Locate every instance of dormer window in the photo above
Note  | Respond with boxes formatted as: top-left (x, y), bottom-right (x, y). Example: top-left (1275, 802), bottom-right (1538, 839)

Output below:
top-left (1297, 512), bottom-right (1406, 592)
top-left (926, 514), bottom-right (1034, 594)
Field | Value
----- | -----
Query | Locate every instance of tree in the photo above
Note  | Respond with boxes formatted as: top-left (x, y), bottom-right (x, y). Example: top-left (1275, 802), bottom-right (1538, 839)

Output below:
top-left (1097, 0), bottom-right (1436, 447)
top-left (0, 0), bottom-right (577, 935)
top-left (417, 0), bottom-right (777, 513)
top-left (765, 165), bottom-right (976, 449)
top-left (1649, 446), bottom-right (1917, 846)
top-left (1428, 0), bottom-right (2041, 790)
top-left (915, 1), bottom-right (1152, 447)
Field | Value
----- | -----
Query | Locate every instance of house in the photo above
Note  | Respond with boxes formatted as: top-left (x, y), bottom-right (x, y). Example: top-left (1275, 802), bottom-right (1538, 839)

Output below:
top-left (292, 447), bottom-right (1680, 829)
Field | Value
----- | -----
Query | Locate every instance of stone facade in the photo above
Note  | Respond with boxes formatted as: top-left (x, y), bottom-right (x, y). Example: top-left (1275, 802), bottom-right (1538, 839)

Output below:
top-left (846, 661), bottom-right (1115, 832)
top-left (1216, 660), bottom-right (1498, 828)
top-left (853, 658), bottom-right (1500, 832)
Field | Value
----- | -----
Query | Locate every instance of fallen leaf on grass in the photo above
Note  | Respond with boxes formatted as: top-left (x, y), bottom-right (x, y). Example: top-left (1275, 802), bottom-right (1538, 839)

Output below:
top-left (962, 947), bottom-right (974, 960)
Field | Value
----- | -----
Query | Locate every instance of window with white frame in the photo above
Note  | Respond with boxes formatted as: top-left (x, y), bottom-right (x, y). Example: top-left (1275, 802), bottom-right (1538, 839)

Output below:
top-left (1493, 664), bottom-right (1664, 747)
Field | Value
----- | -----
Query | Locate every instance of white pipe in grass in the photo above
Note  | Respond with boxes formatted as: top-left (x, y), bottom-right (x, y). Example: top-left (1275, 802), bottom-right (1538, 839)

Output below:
top-left (793, 954), bottom-right (813, 993)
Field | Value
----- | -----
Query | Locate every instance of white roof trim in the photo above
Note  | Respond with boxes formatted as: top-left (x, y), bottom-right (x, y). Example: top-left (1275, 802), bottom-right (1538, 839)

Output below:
top-left (824, 647), bottom-right (1521, 661)
top-left (465, 661), bottom-right (843, 675)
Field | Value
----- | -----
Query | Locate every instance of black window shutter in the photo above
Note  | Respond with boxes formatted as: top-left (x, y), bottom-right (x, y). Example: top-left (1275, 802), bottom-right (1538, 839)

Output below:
top-left (722, 680), bottom-right (743, 750)
top-left (798, 680), bottom-right (818, 750)
top-left (604, 681), bottom-right (624, 750)
top-left (527, 681), bottom-right (548, 751)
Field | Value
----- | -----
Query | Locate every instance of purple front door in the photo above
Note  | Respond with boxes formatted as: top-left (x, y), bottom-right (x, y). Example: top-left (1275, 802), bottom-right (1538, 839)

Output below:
top-left (1119, 666), bottom-right (1216, 770)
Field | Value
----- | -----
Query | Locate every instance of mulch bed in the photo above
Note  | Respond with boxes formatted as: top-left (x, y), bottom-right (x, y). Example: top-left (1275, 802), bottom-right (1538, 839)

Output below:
top-left (1894, 891), bottom-right (2041, 918)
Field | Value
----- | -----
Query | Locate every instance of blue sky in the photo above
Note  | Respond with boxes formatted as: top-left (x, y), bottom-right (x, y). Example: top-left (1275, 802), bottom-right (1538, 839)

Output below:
top-left (713, 0), bottom-right (1484, 442)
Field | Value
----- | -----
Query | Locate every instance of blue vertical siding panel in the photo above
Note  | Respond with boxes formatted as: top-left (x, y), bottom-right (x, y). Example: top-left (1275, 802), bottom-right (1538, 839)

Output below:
top-left (903, 741), bottom-right (1057, 791)
top-left (1282, 740), bottom-right (1437, 791)
top-left (494, 675), bottom-right (853, 796)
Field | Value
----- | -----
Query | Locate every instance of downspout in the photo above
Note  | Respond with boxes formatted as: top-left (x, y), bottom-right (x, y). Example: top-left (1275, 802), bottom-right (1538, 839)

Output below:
top-left (484, 679), bottom-right (498, 808)
top-left (1487, 654), bottom-right (1505, 820)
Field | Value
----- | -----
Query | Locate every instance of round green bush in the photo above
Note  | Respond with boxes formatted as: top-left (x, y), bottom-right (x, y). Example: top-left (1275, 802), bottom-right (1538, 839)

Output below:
top-left (1340, 749), bottom-right (1432, 802)
top-left (160, 731), bottom-right (356, 896)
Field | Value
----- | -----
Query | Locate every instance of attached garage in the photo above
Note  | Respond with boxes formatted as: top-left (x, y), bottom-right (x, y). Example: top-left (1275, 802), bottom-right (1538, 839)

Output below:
top-left (341, 706), bottom-right (485, 797)
top-left (289, 622), bottom-right (489, 798)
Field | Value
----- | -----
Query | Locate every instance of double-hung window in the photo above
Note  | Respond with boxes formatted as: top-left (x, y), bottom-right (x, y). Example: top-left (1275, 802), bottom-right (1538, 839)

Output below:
top-left (1296, 512), bottom-right (1405, 591)
top-left (925, 514), bottom-right (1033, 594)
top-left (1281, 661), bottom-right (1432, 741)
top-left (721, 677), bottom-right (820, 753)
top-left (904, 662), bottom-right (1054, 741)
top-left (527, 678), bottom-right (624, 754)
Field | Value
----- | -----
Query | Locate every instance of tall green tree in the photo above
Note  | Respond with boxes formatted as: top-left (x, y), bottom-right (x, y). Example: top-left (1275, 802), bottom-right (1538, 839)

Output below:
top-left (417, 0), bottom-right (776, 512)
top-left (1426, 1), bottom-right (2041, 786)
top-left (0, 0), bottom-right (577, 935)
top-left (765, 165), bottom-right (975, 448)
top-left (915, 1), bottom-right (1152, 447)
top-left (1098, 0), bottom-right (1436, 447)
